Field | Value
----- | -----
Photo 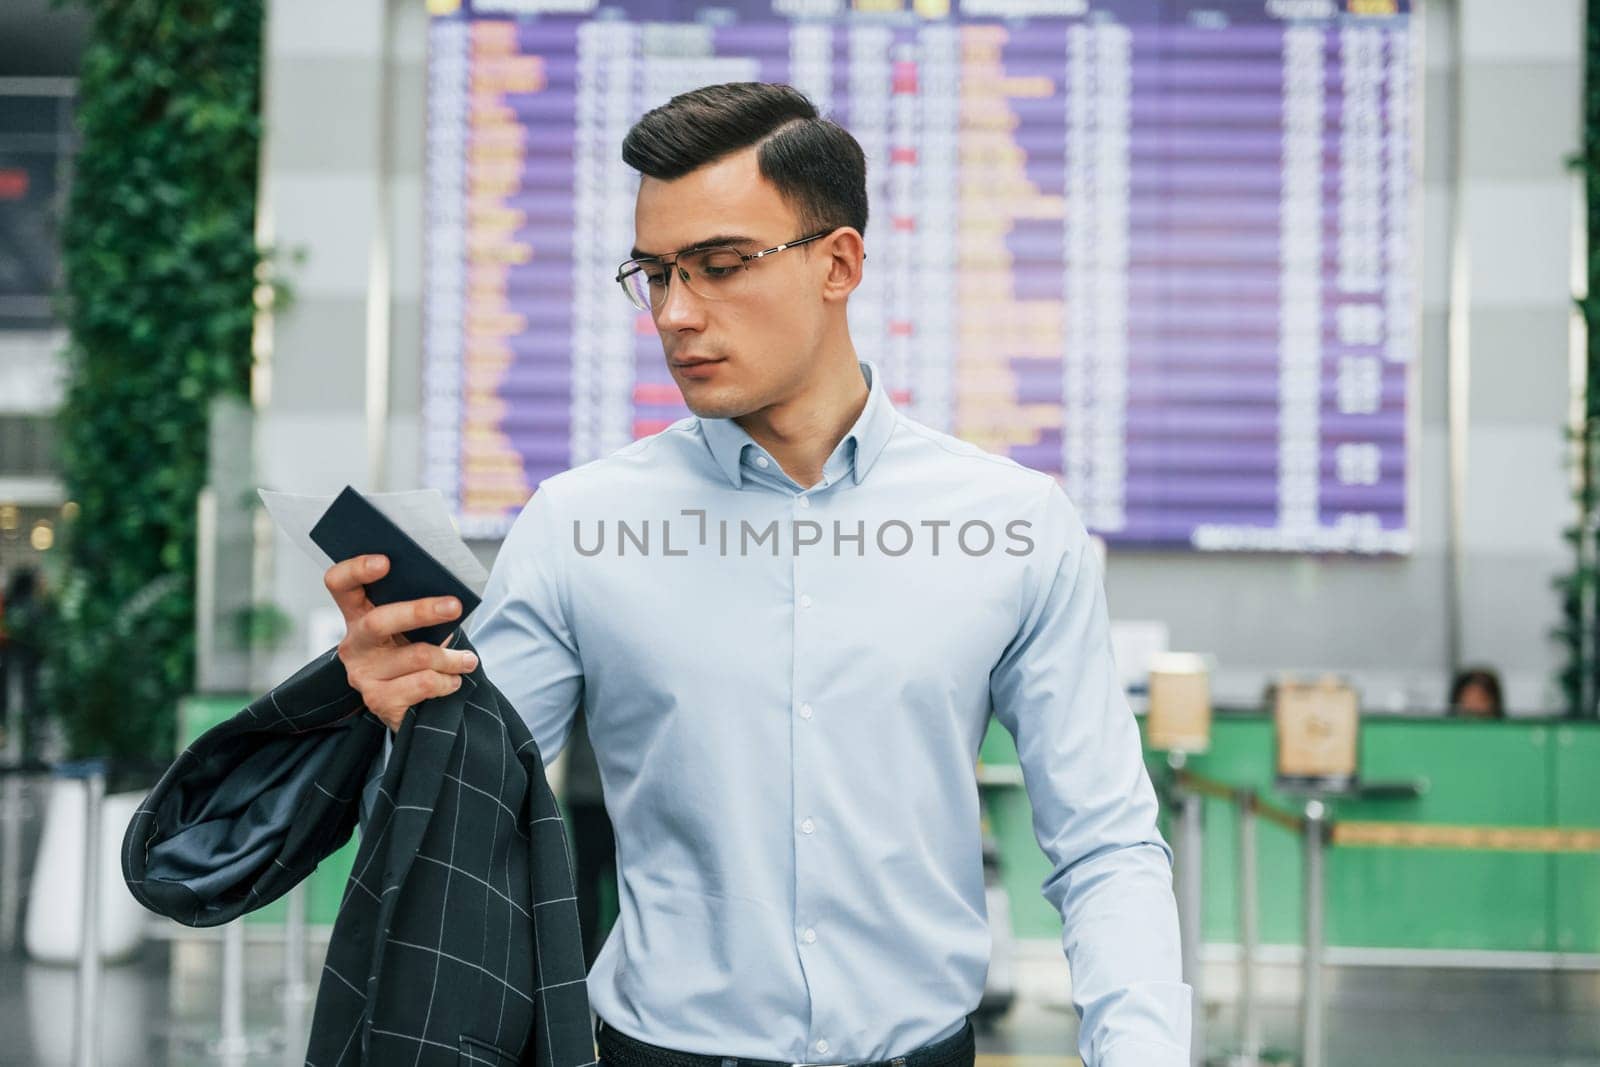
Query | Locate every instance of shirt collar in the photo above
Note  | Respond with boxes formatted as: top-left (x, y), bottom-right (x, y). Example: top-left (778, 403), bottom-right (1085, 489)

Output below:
top-left (700, 359), bottom-right (896, 490)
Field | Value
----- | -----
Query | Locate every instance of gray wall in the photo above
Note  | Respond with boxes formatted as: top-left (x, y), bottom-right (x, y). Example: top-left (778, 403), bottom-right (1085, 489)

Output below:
top-left (253, 0), bottom-right (423, 687)
top-left (255, 0), bottom-right (1582, 712)
top-left (1451, 0), bottom-right (1581, 712)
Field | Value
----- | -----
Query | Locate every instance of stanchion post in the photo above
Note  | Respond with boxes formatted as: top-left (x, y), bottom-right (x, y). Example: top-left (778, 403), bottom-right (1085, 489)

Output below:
top-left (1301, 799), bottom-right (1328, 1067)
top-left (282, 881), bottom-right (314, 1060)
top-left (0, 677), bottom-right (22, 955)
top-left (1235, 789), bottom-right (1261, 1062)
top-left (217, 919), bottom-right (249, 1058)
top-left (73, 765), bottom-right (105, 1067)
top-left (0, 771), bottom-right (20, 955)
top-left (285, 882), bottom-right (309, 999)
top-left (1169, 754), bottom-right (1205, 1067)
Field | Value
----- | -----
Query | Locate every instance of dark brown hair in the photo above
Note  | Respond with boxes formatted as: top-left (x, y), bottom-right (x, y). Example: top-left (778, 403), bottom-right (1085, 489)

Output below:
top-left (1449, 667), bottom-right (1504, 717)
top-left (621, 82), bottom-right (869, 239)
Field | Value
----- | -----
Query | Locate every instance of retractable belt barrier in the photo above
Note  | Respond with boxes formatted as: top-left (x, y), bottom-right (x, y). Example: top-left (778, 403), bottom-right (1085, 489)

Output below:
top-left (1162, 763), bottom-right (1599, 1067)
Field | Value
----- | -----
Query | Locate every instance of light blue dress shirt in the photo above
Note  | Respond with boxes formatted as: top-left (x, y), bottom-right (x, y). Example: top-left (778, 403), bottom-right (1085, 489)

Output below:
top-left (459, 359), bottom-right (1191, 1066)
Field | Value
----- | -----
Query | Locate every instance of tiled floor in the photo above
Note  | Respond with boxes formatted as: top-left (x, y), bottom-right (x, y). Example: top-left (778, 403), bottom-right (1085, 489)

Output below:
top-left (3, 775), bottom-right (1599, 1066)
top-left (2, 938), bottom-right (1599, 1067)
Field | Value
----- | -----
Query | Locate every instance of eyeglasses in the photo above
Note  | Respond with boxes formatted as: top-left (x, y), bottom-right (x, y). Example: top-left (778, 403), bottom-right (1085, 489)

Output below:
top-left (614, 228), bottom-right (839, 312)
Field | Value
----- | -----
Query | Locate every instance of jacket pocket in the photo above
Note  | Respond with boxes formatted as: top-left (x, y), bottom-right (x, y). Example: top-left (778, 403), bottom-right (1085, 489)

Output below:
top-left (458, 1034), bottom-right (519, 1066)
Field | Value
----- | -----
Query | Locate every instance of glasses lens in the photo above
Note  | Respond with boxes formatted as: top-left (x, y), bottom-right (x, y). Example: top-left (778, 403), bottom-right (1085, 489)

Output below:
top-left (683, 247), bottom-right (747, 299)
top-left (619, 264), bottom-right (658, 310)
top-left (619, 247), bottom-right (748, 311)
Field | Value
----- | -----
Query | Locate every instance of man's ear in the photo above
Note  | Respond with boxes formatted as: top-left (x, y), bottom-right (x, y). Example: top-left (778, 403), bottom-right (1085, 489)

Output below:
top-left (819, 227), bottom-right (865, 304)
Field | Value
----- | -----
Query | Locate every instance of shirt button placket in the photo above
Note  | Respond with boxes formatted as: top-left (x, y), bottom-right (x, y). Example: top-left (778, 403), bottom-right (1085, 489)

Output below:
top-left (792, 501), bottom-right (824, 1046)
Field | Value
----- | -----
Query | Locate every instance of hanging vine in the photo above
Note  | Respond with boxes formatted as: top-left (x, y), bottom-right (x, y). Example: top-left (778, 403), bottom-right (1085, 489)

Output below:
top-left (45, 0), bottom-right (267, 763)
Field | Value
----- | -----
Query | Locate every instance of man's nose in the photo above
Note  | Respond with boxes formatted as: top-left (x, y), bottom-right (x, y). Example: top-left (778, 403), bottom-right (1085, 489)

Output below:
top-left (655, 267), bottom-right (703, 329)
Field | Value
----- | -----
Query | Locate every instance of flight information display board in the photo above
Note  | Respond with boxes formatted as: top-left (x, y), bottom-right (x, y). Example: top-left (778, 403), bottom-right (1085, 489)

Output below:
top-left (424, 0), bottom-right (1418, 552)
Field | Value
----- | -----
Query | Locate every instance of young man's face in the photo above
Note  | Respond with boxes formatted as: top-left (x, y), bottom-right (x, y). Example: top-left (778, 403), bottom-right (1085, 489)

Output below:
top-left (631, 145), bottom-right (835, 420)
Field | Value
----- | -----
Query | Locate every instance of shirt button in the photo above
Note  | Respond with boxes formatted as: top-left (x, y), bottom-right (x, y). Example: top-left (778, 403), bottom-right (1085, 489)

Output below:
top-left (799, 703), bottom-right (813, 720)
top-left (755, 456), bottom-right (770, 469)
top-left (797, 496), bottom-right (811, 508)
top-left (816, 1040), bottom-right (830, 1055)
top-left (799, 594), bottom-right (813, 608)
top-left (802, 927), bottom-right (817, 944)
top-left (800, 818), bottom-right (815, 835)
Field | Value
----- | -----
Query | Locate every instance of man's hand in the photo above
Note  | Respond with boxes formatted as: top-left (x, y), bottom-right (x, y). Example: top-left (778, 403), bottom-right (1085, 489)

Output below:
top-left (326, 554), bottom-right (479, 732)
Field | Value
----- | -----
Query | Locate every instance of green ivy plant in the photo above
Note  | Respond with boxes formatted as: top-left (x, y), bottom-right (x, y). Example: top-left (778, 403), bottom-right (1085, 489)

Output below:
top-left (1555, 5), bottom-right (1600, 719)
top-left (44, 0), bottom-right (270, 764)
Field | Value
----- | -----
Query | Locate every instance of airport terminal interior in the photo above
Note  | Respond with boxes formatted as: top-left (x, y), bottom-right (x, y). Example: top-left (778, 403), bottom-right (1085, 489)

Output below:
top-left (3, 0), bottom-right (1600, 1064)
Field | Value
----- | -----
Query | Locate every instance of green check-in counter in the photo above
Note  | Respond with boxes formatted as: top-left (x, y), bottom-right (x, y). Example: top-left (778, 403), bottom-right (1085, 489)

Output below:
top-left (186, 690), bottom-right (1600, 955)
top-left (979, 713), bottom-right (1600, 955)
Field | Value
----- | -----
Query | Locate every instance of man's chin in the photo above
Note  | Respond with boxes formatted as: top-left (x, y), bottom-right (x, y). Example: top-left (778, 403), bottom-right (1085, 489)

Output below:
top-left (679, 390), bottom-right (748, 421)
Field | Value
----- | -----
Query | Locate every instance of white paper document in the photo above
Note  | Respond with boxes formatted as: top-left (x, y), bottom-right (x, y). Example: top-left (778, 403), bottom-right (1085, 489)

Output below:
top-left (257, 487), bottom-right (490, 596)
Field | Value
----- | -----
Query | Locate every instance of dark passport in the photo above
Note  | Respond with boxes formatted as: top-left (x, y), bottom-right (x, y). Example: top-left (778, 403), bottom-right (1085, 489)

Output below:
top-left (309, 485), bottom-right (480, 647)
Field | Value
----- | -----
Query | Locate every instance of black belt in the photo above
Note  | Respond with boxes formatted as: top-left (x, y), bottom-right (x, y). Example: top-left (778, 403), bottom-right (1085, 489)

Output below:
top-left (595, 1017), bottom-right (976, 1067)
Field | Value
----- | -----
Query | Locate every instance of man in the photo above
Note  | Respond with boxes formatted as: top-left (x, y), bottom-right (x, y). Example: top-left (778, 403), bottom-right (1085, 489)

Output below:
top-left (328, 82), bottom-right (1189, 1067)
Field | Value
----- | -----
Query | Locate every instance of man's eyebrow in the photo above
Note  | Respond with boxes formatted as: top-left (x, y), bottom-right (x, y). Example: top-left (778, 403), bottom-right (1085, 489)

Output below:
top-left (627, 234), bottom-right (759, 260)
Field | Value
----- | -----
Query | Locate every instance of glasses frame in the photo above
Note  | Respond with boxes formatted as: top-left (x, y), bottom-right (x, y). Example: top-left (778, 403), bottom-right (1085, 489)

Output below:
top-left (614, 227), bottom-right (841, 312)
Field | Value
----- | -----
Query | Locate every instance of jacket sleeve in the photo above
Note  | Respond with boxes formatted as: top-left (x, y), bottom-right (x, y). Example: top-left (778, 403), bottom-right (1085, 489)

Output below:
top-left (121, 647), bottom-right (388, 927)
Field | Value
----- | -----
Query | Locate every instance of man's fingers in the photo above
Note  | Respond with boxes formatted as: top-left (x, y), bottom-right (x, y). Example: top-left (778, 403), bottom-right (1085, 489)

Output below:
top-left (328, 557), bottom-right (476, 734)
top-left (324, 555), bottom-right (387, 618)
top-left (409, 640), bottom-right (478, 677)
top-left (370, 668), bottom-right (468, 732)
top-left (359, 595), bottom-right (463, 647)
top-left (357, 638), bottom-right (477, 683)
top-left (398, 669), bottom-right (464, 709)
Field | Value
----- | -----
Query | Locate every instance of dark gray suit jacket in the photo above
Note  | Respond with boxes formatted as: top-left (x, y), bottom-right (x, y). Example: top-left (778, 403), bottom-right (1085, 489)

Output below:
top-left (122, 632), bottom-right (595, 1067)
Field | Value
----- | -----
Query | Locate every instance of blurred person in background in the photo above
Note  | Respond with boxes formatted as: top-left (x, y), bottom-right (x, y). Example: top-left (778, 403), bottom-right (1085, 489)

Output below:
top-left (0, 567), bottom-right (51, 757)
top-left (1449, 667), bottom-right (1504, 719)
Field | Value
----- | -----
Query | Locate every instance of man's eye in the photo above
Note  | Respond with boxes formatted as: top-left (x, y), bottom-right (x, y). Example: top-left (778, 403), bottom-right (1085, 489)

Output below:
top-left (697, 251), bottom-right (744, 277)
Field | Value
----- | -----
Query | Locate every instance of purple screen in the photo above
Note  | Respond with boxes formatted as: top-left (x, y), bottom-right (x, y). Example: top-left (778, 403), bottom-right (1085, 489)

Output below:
top-left (424, 0), bottom-right (1416, 553)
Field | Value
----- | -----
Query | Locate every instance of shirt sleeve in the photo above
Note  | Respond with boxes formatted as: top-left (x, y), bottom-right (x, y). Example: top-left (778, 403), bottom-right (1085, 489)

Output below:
top-left (988, 479), bottom-right (1192, 1067)
top-left (461, 481), bottom-right (586, 768)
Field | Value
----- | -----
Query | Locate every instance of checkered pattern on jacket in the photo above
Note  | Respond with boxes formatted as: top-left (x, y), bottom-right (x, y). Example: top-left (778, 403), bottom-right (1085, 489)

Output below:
top-left (122, 633), bottom-right (595, 1067)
